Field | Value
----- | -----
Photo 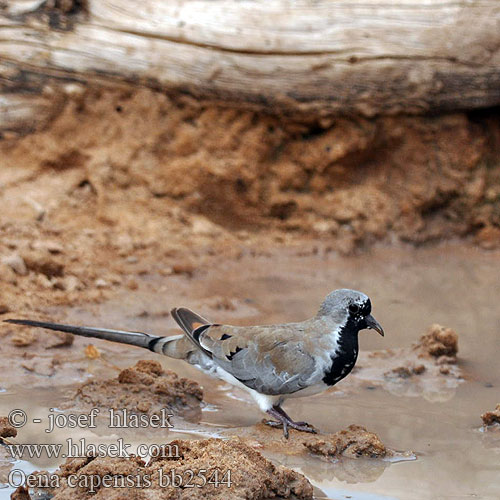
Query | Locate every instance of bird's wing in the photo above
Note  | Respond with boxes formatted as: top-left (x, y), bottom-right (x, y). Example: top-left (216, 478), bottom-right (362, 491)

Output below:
top-left (197, 323), bottom-right (317, 396)
top-left (170, 308), bottom-right (319, 395)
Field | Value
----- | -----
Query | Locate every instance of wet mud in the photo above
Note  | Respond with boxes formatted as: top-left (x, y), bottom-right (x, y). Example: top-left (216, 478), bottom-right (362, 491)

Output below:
top-left (1, 247), bottom-right (500, 498)
top-left (303, 425), bottom-right (388, 459)
top-left (2, 247), bottom-right (500, 498)
top-left (338, 323), bottom-right (463, 403)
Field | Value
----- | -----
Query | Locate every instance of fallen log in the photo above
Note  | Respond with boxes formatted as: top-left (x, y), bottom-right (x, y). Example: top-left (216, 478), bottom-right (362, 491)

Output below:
top-left (1, 0), bottom-right (499, 132)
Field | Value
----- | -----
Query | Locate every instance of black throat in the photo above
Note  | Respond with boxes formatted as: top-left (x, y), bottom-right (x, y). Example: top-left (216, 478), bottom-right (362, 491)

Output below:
top-left (322, 320), bottom-right (360, 386)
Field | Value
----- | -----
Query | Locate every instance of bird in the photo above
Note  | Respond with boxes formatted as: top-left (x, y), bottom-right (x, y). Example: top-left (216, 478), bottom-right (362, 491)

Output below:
top-left (4, 288), bottom-right (384, 438)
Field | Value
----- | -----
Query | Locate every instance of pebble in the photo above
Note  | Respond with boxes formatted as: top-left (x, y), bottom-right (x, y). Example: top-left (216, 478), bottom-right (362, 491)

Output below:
top-left (64, 275), bottom-right (82, 292)
top-left (95, 279), bottom-right (109, 288)
top-left (2, 254), bottom-right (28, 276)
top-left (85, 345), bottom-right (101, 359)
top-left (23, 252), bottom-right (64, 278)
top-left (172, 262), bottom-right (195, 277)
top-left (45, 331), bottom-right (74, 349)
top-left (32, 240), bottom-right (64, 254)
top-left (312, 220), bottom-right (339, 234)
top-left (35, 274), bottom-right (53, 289)
top-left (11, 330), bottom-right (36, 347)
top-left (53, 275), bottom-right (81, 292)
top-left (191, 217), bottom-right (221, 236)
top-left (127, 279), bottom-right (139, 290)
top-left (476, 225), bottom-right (500, 250)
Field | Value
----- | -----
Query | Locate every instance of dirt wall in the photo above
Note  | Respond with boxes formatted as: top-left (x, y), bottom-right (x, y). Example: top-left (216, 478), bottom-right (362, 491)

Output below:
top-left (1, 88), bottom-right (499, 314)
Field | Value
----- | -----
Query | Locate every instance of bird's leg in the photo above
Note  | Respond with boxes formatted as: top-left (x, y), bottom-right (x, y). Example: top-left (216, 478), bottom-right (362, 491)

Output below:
top-left (265, 406), bottom-right (289, 438)
top-left (273, 405), bottom-right (317, 432)
top-left (264, 405), bottom-right (317, 439)
top-left (272, 405), bottom-right (308, 427)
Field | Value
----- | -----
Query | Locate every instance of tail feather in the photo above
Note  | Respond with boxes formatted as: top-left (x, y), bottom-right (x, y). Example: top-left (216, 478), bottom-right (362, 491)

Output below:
top-left (4, 310), bottom-right (214, 358)
top-left (171, 308), bottom-right (211, 336)
top-left (170, 307), bottom-right (214, 355)
top-left (4, 319), bottom-right (162, 352)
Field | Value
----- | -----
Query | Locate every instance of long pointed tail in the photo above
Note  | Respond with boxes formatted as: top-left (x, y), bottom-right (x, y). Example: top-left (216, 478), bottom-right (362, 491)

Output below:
top-left (3, 319), bottom-right (183, 354)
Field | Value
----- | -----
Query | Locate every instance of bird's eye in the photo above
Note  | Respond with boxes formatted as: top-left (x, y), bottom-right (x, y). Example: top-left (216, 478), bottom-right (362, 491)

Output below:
top-left (349, 304), bottom-right (360, 314)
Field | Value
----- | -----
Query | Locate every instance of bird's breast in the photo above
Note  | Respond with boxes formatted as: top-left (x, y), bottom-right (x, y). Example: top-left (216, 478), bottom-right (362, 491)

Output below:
top-left (321, 344), bottom-right (358, 387)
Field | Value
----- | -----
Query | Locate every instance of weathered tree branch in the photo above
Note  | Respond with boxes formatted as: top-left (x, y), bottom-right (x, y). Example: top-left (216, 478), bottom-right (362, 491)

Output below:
top-left (1, 0), bottom-right (499, 132)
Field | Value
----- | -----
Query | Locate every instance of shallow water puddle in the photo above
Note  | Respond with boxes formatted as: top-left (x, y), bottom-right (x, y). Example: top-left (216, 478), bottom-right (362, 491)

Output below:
top-left (1, 245), bottom-right (500, 498)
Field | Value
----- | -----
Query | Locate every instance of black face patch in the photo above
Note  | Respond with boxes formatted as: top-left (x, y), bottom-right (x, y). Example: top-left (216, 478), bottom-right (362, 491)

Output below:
top-left (363, 299), bottom-right (372, 315)
top-left (348, 298), bottom-right (371, 319)
top-left (322, 310), bottom-right (361, 386)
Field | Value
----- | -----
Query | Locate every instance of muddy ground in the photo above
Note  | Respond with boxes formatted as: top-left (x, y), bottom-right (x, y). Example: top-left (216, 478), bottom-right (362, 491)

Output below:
top-left (0, 89), bottom-right (500, 499)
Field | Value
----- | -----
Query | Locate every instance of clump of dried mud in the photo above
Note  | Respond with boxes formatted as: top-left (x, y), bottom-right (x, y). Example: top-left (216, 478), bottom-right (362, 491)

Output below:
top-left (15, 438), bottom-right (313, 500)
top-left (348, 324), bottom-right (462, 401)
top-left (386, 323), bottom-right (459, 377)
top-left (233, 422), bottom-right (393, 461)
top-left (0, 417), bottom-right (17, 440)
top-left (384, 364), bottom-right (426, 379)
top-left (75, 360), bottom-right (203, 417)
top-left (304, 425), bottom-right (388, 459)
top-left (416, 324), bottom-right (458, 359)
top-left (482, 404), bottom-right (500, 427)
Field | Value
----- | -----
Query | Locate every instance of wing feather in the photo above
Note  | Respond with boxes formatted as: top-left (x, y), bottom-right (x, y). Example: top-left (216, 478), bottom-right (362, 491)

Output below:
top-left (199, 324), bottom-right (316, 395)
top-left (171, 309), bottom-right (317, 395)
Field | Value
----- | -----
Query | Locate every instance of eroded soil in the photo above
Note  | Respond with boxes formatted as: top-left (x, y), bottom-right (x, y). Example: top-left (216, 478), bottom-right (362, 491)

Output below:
top-left (1, 89), bottom-right (500, 321)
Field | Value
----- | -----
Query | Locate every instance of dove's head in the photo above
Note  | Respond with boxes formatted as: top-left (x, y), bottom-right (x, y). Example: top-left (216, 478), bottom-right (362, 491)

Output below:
top-left (317, 289), bottom-right (384, 336)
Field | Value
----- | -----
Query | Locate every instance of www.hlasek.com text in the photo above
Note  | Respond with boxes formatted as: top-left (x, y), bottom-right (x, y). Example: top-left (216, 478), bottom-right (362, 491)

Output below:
top-left (6, 438), bottom-right (180, 460)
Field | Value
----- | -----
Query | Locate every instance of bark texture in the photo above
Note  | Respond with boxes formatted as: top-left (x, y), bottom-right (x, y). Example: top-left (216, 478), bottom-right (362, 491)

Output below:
top-left (1, 0), bottom-right (500, 132)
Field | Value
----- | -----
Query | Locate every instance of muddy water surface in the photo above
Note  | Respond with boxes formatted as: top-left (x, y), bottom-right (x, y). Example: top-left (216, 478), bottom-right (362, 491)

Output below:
top-left (1, 245), bottom-right (500, 499)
